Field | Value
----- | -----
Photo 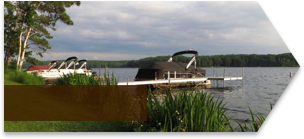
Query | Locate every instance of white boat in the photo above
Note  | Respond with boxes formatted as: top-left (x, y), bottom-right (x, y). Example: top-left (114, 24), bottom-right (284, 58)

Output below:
top-left (26, 57), bottom-right (92, 79)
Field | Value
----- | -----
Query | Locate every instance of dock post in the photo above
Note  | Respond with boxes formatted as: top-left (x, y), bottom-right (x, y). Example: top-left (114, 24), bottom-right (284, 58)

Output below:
top-left (174, 71), bottom-right (176, 78)
top-left (168, 71), bottom-right (170, 80)
top-left (242, 67), bottom-right (244, 86)
top-left (99, 63), bottom-right (101, 78)
top-left (105, 62), bottom-right (107, 75)
top-left (223, 69), bottom-right (226, 88)
top-left (127, 78), bottom-right (129, 85)
top-left (155, 72), bottom-right (157, 80)
top-left (213, 66), bottom-right (215, 77)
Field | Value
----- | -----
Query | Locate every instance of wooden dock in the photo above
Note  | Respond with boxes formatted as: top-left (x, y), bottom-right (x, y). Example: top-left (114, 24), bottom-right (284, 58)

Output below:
top-left (117, 76), bottom-right (243, 86)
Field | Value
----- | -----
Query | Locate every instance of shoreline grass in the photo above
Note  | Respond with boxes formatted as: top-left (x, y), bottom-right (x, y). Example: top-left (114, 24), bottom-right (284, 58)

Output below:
top-left (55, 72), bottom-right (117, 85)
top-left (4, 69), bottom-right (45, 85)
top-left (4, 121), bottom-right (132, 132)
top-left (131, 88), bottom-right (233, 132)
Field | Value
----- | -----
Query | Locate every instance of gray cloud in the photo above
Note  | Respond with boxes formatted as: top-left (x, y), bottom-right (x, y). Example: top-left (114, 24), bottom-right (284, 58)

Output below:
top-left (41, 1), bottom-right (288, 60)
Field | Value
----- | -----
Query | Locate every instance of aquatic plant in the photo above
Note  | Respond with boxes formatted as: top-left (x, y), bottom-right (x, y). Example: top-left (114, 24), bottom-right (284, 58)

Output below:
top-left (132, 88), bottom-right (234, 132)
top-left (237, 104), bottom-right (271, 132)
top-left (55, 72), bottom-right (117, 85)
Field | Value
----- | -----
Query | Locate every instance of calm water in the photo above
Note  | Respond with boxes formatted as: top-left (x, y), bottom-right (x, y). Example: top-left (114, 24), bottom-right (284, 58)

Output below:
top-left (92, 67), bottom-right (298, 122)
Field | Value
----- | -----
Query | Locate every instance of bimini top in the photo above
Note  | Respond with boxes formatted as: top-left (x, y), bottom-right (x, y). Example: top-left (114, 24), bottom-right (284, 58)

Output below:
top-left (64, 56), bottom-right (78, 62)
top-left (170, 50), bottom-right (198, 58)
top-left (56, 56), bottom-right (78, 69)
top-left (167, 50), bottom-right (198, 70)
top-left (78, 59), bottom-right (87, 63)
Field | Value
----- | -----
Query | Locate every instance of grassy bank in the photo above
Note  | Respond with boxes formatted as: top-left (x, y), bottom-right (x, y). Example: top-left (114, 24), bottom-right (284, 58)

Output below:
top-left (4, 121), bottom-right (132, 132)
top-left (4, 69), bottom-right (45, 85)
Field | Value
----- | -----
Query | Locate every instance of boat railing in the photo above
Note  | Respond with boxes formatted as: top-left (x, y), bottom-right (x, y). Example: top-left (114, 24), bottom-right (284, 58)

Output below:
top-left (163, 71), bottom-right (204, 79)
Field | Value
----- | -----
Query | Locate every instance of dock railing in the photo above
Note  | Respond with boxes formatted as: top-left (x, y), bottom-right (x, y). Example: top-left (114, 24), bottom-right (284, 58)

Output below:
top-left (163, 72), bottom-right (204, 79)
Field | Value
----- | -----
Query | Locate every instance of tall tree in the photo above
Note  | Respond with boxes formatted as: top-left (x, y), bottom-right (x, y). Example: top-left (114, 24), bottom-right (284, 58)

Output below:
top-left (4, 1), bottom-right (81, 70)
top-left (4, 1), bottom-right (19, 68)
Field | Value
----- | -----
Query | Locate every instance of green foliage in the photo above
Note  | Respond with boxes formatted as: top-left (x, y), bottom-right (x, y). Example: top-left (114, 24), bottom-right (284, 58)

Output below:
top-left (4, 121), bottom-right (132, 132)
top-left (132, 89), bottom-right (234, 132)
top-left (237, 104), bottom-right (272, 132)
top-left (55, 72), bottom-right (117, 85)
top-left (131, 88), bottom-right (267, 132)
top-left (4, 69), bottom-right (45, 85)
top-left (8, 59), bottom-right (17, 69)
top-left (4, 1), bottom-right (19, 67)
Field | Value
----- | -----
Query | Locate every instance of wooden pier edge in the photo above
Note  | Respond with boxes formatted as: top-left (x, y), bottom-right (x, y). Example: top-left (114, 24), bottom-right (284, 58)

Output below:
top-left (117, 76), bottom-right (243, 86)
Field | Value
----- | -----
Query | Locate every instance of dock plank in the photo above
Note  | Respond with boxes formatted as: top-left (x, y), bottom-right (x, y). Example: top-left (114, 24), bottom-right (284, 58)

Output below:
top-left (117, 76), bottom-right (242, 85)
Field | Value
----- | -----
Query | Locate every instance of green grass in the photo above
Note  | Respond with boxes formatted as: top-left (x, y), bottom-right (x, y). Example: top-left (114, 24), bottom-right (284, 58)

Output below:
top-left (4, 69), bottom-right (45, 85)
top-left (4, 121), bottom-right (132, 132)
top-left (4, 74), bottom-right (22, 85)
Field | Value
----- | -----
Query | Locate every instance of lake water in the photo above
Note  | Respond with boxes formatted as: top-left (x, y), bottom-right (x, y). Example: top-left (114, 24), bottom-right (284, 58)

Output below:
top-left (92, 67), bottom-right (299, 123)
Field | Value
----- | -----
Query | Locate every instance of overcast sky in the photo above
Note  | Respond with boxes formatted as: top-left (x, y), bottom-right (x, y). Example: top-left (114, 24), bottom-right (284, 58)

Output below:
top-left (40, 1), bottom-right (289, 60)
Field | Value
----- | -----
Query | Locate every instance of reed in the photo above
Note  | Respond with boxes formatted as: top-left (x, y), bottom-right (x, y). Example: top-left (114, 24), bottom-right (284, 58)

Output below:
top-left (132, 88), bottom-right (234, 132)
top-left (237, 105), bottom-right (270, 132)
top-left (55, 72), bottom-right (117, 85)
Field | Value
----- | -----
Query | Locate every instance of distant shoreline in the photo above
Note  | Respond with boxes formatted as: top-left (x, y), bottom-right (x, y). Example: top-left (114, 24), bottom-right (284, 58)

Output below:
top-left (22, 53), bottom-right (299, 68)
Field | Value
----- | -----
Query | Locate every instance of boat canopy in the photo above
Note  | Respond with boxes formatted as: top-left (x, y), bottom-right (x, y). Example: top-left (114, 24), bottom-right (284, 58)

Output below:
top-left (77, 59), bottom-right (87, 69)
top-left (49, 61), bottom-right (57, 64)
top-left (167, 50), bottom-right (198, 70)
top-left (78, 59), bottom-right (87, 63)
top-left (65, 56), bottom-right (78, 62)
top-left (171, 50), bottom-right (198, 58)
top-left (57, 56), bottom-right (78, 69)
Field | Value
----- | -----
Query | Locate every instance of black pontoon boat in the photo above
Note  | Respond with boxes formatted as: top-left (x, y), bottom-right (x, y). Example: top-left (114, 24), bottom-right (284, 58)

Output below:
top-left (135, 50), bottom-right (206, 81)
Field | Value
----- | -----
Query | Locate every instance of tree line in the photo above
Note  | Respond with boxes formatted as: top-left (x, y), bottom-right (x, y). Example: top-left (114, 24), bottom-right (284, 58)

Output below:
top-left (21, 53), bottom-right (299, 69)
top-left (124, 53), bottom-right (298, 67)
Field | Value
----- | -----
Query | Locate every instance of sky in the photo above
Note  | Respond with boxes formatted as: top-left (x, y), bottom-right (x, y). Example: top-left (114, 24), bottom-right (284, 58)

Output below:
top-left (40, 1), bottom-right (289, 60)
